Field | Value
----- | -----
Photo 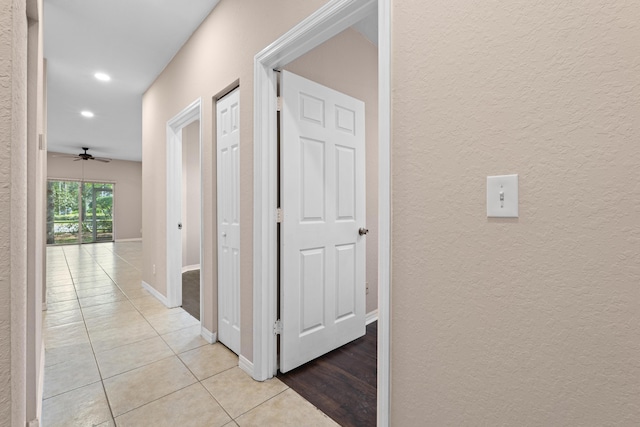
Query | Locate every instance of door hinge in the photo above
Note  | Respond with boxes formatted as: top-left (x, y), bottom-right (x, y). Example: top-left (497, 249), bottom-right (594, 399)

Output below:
top-left (276, 96), bottom-right (282, 112)
top-left (276, 207), bottom-right (283, 223)
top-left (274, 319), bottom-right (282, 335)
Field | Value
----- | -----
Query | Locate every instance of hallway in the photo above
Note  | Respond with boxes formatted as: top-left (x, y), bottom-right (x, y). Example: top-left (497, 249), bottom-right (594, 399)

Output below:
top-left (42, 242), bottom-right (337, 426)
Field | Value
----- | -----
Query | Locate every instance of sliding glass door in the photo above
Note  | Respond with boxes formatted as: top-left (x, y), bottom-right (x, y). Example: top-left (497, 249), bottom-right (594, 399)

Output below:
top-left (47, 181), bottom-right (81, 244)
top-left (47, 180), bottom-right (114, 245)
top-left (81, 182), bottom-right (114, 243)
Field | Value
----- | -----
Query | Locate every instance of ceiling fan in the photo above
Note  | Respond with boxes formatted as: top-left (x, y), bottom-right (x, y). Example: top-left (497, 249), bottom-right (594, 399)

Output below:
top-left (55, 147), bottom-right (112, 163)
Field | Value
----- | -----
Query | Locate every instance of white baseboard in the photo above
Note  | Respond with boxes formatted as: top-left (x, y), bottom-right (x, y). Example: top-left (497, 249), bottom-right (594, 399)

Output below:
top-left (182, 264), bottom-right (200, 273)
top-left (239, 354), bottom-right (254, 377)
top-left (36, 343), bottom-right (45, 425)
top-left (115, 238), bottom-right (142, 242)
top-left (366, 309), bottom-right (378, 325)
top-left (141, 281), bottom-right (169, 307)
top-left (201, 326), bottom-right (216, 344)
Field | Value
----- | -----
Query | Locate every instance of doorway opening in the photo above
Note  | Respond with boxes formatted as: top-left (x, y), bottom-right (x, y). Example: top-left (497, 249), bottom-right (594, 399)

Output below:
top-left (273, 25), bottom-right (376, 427)
top-left (180, 119), bottom-right (202, 320)
top-left (46, 179), bottom-right (115, 245)
top-left (253, 0), bottom-right (391, 425)
top-left (166, 99), bottom-right (203, 325)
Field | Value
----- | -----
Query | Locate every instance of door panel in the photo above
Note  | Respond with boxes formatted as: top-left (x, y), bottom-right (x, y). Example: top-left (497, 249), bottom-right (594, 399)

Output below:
top-left (217, 88), bottom-right (241, 355)
top-left (280, 70), bottom-right (366, 373)
top-left (335, 243), bottom-right (356, 321)
top-left (81, 182), bottom-right (114, 243)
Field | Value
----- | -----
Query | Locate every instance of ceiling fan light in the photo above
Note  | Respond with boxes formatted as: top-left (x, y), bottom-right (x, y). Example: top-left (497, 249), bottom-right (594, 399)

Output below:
top-left (94, 72), bottom-right (111, 82)
top-left (81, 110), bottom-right (94, 118)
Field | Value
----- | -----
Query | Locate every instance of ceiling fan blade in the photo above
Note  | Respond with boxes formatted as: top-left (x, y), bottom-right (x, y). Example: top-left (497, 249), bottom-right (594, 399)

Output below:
top-left (52, 154), bottom-right (79, 159)
top-left (93, 157), bottom-right (112, 163)
top-left (73, 158), bottom-right (83, 161)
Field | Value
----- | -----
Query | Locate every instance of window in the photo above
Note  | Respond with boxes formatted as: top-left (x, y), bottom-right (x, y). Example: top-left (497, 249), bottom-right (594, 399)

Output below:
top-left (47, 180), bottom-right (114, 244)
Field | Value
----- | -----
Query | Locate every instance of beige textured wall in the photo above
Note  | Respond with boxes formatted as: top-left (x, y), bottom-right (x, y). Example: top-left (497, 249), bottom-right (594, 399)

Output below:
top-left (0, 0), bottom-right (29, 423)
top-left (47, 153), bottom-right (143, 241)
top-left (284, 27), bottom-right (378, 314)
top-left (142, 0), bottom-right (329, 359)
top-left (391, 1), bottom-right (640, 424)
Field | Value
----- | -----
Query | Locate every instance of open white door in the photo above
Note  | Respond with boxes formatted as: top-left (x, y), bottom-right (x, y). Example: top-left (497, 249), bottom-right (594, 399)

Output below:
top-left (217, 88), bottom-right (241, 354)
top-left (280, 70), bottom-right (366, 373)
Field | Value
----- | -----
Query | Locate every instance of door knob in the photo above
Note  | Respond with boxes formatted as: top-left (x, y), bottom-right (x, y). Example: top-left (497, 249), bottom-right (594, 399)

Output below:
top-left (222, 232), bottom-right (227, 237)
top-left (359, 227), bottom-right (369, 236)
top-left (178, 223), bottom-right (182, 230)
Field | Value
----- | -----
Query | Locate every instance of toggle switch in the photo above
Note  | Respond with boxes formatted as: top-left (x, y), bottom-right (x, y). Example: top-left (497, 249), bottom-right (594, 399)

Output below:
top-left (487, 174), bottom-right (518, 217)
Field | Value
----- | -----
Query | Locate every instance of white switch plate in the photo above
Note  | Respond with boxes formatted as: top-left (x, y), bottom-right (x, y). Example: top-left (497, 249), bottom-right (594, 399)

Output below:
top-left (487, 174), bottom-right (518, 217)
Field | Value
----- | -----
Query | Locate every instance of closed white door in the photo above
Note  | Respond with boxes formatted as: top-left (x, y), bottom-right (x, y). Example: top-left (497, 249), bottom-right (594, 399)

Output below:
top-left (217, 88), bottom-right (241, 354)
top-left (280, 70), bottom-right (366, 373)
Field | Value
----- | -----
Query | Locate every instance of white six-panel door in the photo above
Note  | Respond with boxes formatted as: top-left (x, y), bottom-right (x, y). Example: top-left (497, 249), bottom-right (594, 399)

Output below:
top-left (217, 88), bottom-right (241, 354)
top-left (280, 71), bottom-right (366, 373)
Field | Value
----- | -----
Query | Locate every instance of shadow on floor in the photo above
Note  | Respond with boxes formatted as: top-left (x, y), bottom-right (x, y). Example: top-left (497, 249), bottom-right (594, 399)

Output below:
top-left (182, 269), bottom-right (200, 321)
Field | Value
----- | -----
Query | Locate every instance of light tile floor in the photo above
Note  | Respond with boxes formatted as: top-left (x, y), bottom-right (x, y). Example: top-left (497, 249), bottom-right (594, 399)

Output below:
top-left (42, 242), bottom-right (338, 427)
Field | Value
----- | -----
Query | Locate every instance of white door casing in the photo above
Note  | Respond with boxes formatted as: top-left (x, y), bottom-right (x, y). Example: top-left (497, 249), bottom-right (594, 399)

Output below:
top-left (217, 88), bottom-right (241, 354)
top-left (280, 70), bottom-right (366, 373)
top-left (166, 98), bottom-right (202, 309)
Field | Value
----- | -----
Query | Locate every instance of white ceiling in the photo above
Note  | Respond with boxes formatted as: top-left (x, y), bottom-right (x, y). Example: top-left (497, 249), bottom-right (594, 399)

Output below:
top-left (45, 1), bottom-right (377, 163)
top-left (44, 0), bottom-right (221, 162)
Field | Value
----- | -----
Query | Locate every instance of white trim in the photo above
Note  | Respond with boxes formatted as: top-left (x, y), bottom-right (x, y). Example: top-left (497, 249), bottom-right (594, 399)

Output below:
top-left (366, 309), bottom-right (379, 325)
top-left (141, 280), bottom-right (170, 307)
top-left (239, 355), bottom-right (254, 377)
top-left (36, 343), bottom-right (45, 425)
top-left (115, 238), bottom-right (142, 243)
top-left (201, 326), bottom-right (216, 344)
top-left (167, 98), bottom-right (201, 129)
top-left (166, 117), bottom-right (182, 308)
top-left (181, 264), bottom-right (200, 273)
top-left (42, 302), bottom-right (47, 311)
top-left (254, 0), bottom-right (390, 423)
top-left (252, 37), bottom-right (278, 382)
top-left (377, 0), bottom-right (391, 425)
top-left (198, 103), bottom-right (205, 336)
top-left (166, 98), bottom-right (203, 311)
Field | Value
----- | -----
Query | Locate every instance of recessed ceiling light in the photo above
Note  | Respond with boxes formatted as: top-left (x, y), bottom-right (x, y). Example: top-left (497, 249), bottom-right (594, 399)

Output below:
top-left (81, 111), bottom-right (95, 118)
top-left (94, 72), bottom-right (111, 82)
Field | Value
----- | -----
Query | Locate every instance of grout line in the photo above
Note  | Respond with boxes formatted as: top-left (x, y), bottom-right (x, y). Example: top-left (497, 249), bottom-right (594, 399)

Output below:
top-left (72, 243), bottom-right (199, 421)
top-left (112, 380), bottom-right (199, 420)
top-left (63, 245), bottom-right (117, 422)
top-left (98, 353), bottom-right (177, 381)
top-left (199, 374), bottom-right (236, 422)
top-left (229, 387), bottom-right (291, 421)
top-left (45, 241), bottom-right (270, 425)
top-left (41, 378), bottom-right (103, 401)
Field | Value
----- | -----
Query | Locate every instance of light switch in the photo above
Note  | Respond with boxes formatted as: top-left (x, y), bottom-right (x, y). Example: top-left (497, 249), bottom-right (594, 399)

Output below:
top-left (487, 174), bottom-right (518, 218)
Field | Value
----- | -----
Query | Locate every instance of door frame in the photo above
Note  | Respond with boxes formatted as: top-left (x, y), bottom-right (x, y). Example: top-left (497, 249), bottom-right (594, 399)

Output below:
top-left (252, 0), bottom-right (391, 424)
top-left (166, 98), bottom-right (203, 320)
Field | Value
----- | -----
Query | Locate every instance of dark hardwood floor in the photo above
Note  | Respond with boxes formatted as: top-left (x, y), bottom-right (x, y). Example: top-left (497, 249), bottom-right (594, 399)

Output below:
top-left (278, 321), bottom-right (377, 427)
top-left (181, 269), bottom-right (200, 320)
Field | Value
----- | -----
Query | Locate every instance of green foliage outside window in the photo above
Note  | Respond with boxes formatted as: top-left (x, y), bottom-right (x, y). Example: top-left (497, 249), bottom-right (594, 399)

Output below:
top-left (47, 180), bottom-right (114, 244)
